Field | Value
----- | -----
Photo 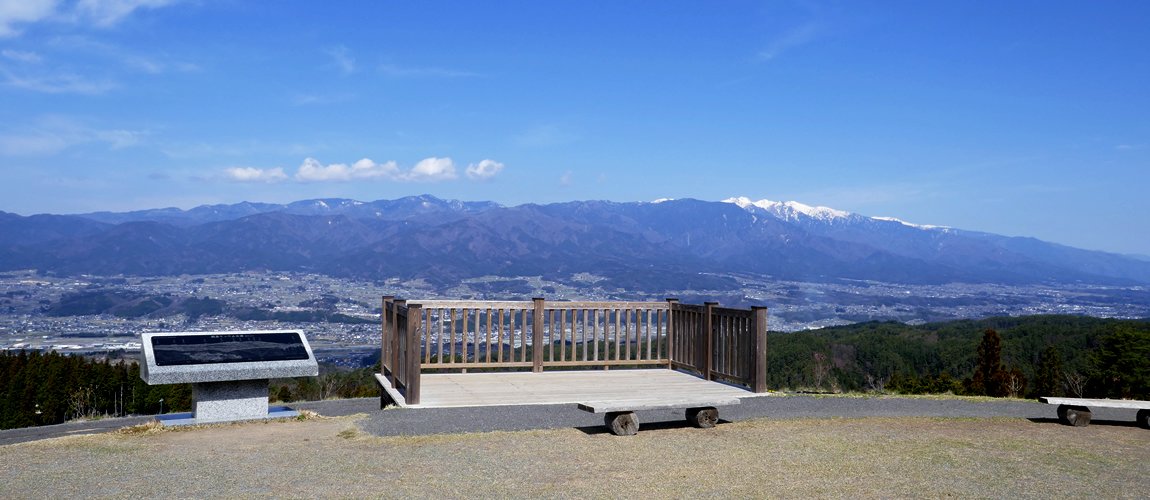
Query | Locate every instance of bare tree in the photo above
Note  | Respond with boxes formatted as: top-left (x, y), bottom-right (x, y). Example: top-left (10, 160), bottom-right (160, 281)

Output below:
top-left (320, 372), bottom-right (348, 400)
top-left (865, 373), bottom-right (887, 393)
top-left (1005, 372), bottom-right (1024, 398)
top-left (812, 352), bottom-right (830, 390)
top-left (68, 385), bottom-right (95, 421)
top-left (1063, 371), bottom-right (1087, 398)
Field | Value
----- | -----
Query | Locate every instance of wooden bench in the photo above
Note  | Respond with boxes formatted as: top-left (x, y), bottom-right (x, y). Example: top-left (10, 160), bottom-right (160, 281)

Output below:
top-left (1039, 397), bottom-right (1150, 428)
top-left (577, 397), bottom-right (741, 435)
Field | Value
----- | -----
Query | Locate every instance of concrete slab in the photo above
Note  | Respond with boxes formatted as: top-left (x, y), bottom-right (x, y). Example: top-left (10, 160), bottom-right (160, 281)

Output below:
top-left (156, 406), bottom-right (301, 427)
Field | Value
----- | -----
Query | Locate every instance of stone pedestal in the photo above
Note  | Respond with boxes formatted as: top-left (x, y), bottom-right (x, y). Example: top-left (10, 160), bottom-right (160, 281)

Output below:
top-left (192, 379), bottom-right (271, 423)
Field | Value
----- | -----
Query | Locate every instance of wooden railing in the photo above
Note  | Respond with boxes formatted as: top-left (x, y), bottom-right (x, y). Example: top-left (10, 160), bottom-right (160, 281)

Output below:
top-left (667, 300), bottom-right (769, 392)
top-left (380, 296), bottom-right (422, 404)
top-left (380, 297), bottom-right (769, 404)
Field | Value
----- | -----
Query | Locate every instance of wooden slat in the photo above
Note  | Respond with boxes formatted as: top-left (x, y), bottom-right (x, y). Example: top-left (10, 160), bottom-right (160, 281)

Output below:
top-left (544, 359), bottom-right (668, 367)
top-left (623, 308), bottom-right (631, 361)
top-left (1039, 397), bottom-right (1150, 409)
top-left (413, 300), bottom-right (533, 309)
top-left (485, 308), bottom-right (492, 363)
top-left (449, 308), bottom-right (457, 363)
top-left (496, 309), bottom-right (505, 364)
top-left (577, 397), bottom-right (741, 414)
top-left (422, 361), bottom-right (535, 369)
top-left (550, 301), bottom-right (670, 310)
top-left (413, 300), bottom-right (670, 311)
top-left (580, 309), bottom-right (588, 362)
top-left (711, 306), bottom-right (754, 319)
top-left (559, 308), bottom-right (567, 363)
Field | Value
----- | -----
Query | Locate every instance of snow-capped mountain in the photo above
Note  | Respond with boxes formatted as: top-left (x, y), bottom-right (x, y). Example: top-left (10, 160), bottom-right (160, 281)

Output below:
top-left (724, 196), bottom-right (864, 225)
top-left (723, 196), bottom-right (1150, 284)
top-left (2, 195), bottom-right (1148, 287)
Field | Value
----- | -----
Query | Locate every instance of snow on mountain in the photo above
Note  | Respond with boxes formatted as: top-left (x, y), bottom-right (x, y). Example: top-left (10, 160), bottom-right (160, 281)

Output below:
top-left (870, 216), bottom-right (949, 230)
top-left (724, 197), bottom-right (954, 231)
top-left (723, 197), bottom-right (861, 224)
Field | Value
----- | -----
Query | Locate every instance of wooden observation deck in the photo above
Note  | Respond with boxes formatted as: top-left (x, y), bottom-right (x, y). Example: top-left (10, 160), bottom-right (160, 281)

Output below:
top-left (375, 298), bottom-right (770, 408)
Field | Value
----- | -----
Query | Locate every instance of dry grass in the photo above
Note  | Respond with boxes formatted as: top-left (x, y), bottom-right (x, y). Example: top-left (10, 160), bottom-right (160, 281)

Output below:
top-left (786, 391), bottom-right (1037, 403)
top-left (1, 415), bottom-right (1147, 499)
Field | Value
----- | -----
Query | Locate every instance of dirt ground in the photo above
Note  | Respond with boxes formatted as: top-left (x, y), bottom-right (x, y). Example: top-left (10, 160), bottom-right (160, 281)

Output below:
top-left (2, 414), bottom-right (1147, 499)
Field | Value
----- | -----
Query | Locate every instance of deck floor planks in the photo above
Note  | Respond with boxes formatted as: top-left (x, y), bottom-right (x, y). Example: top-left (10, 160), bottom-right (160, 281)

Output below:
top-left (408, 369), bottom-right (762, 408)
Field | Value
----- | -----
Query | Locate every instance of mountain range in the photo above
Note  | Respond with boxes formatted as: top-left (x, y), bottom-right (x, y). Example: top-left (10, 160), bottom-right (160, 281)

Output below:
top-left (2, 194), bottom-right (1148, 290)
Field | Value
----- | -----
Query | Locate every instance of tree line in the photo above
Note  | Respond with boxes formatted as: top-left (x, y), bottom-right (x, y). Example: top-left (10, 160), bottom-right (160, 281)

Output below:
top-left (0, 349), bottom-right (381, 430)
top-left (0, 350), bottom-right (192, 430)
top-left (769, 314), bottom-right (1150, 399)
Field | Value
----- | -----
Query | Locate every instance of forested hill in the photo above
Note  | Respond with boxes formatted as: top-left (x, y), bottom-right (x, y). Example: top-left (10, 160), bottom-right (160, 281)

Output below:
top-left (767, 314), bottom-right (1150, 398)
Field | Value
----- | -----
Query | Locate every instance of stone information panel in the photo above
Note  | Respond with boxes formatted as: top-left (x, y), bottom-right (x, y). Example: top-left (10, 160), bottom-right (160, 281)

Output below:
top-left (151, 332), bottom-right (310, 365)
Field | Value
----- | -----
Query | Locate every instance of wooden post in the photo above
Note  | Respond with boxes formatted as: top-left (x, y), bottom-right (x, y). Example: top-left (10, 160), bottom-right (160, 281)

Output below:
top-left (532, 297), bottom-right (544, 373)
top-left (381, 296), bottom-right (393, 376)
top-left (665, 298), bottom-right (678, 369)
top-left (406, 303), bottom-right (422, 405)
top-left (392, 299), bottom-right (405, 389)
top-left (704, 302), bottom-right (717, 381)
top-left (751, 306), bottom-right (768, 393)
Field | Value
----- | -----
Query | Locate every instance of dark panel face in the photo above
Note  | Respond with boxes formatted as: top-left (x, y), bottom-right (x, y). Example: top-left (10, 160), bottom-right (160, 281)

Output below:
top-left (151, 332), bottom-right (309, 366)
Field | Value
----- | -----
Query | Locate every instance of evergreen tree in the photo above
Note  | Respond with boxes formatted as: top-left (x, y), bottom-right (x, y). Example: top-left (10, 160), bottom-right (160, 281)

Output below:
top-left (1090, 326), bottom-right (1150, 400)
top-left (277, 385), bottom-right (294, 403)
top-left (1028, 345), bottom-right (1063, 398)
top-left (964, 329), bottom-right (1009, 397)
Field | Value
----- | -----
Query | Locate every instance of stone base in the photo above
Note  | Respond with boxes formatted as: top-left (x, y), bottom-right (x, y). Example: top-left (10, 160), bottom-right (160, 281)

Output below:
top-left (156, 406), bottom-right (300, 427)
top-left (192, 379), bottom-right (271, 424)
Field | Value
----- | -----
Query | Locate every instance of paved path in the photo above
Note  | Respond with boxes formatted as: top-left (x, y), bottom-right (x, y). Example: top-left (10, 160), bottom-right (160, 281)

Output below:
top-left (356, 395), bottom-right (1145, 437)
top-left (4, 396), bottom-right (1144, 445)
top-left (0, 415), bottom-right (156, 446)
top-left (0, 399), bottom-right (378, 446)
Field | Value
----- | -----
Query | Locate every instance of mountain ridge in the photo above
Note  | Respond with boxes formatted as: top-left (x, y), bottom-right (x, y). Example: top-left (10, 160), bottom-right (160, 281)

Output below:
top-left (1, 195), bottom-right (1147, 289)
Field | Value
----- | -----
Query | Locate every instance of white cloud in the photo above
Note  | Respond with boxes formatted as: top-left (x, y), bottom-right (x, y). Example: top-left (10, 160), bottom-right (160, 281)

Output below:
top-left (406, 157), bottom-right (457, 182)
top-left (0, 132), bottom-right (68, 155)
top-left (76, 0), bottom-right (177, 27)
top-left (465, 159), bottom-right (503, 182)
top-left (1116, 144), bottom-right (1143, 150)
top-left (327, 45), bottom-right (355, 74)
top-left (291, 157), bottom-right (462, 183)
top-left (0, 0), bottom-right (58, 37)
top-left (2, 49), bottom-right (42, 62)
top-left (0, 115), bottom-right (143, 155)
top-left (1, 67), bottom-right (118, 93)
top-left (758, 22), bottom-right (821, 62)
top-left (0, 0), bottom-right (180, 37)
top-left (48, 35), bottom-right (198, 74)
top-left (559, 171), bottom-right (573, 187)
top-left (294, 157), bottom-right (401, 182)
top-left (223, 167), bottom-right (287, 183)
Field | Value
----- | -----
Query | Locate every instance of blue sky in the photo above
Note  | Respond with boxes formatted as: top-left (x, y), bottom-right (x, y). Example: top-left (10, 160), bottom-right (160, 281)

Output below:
top-left (0, 1), bottom-right (1146, 255)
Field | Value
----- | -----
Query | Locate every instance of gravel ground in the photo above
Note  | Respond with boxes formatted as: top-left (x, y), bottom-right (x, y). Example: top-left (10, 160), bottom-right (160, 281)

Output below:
top-left (355, 394), bottom-right (1143, 437)
top-left (1, 413), bottom-right (1147, 498)
top-left (0, 415), bottom-right (158, 446)
top-left (5, 394), bottom-right (1142, 444)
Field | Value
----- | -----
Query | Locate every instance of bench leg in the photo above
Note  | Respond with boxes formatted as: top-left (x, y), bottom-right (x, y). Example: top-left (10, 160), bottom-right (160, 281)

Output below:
top-left (685, 407), bottom-right (719, 428)
top-left (605, 411), bottom-right (639, 436)
top-left (1138, 409), bottom-right (1150, 430)
top-left (1057, 405), bottom-right (1091, 427)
